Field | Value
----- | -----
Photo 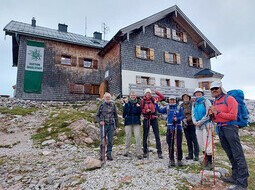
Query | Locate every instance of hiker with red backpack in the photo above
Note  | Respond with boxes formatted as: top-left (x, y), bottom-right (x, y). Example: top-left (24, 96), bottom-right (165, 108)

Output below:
top-left (192, 88), bottom-right (213, 170)
top-left (141, 88), bottom-right (165, 159)
top-left (155, 95), bottom-right (185, 167)
top-left (209, 81), bottom-right (249, 190)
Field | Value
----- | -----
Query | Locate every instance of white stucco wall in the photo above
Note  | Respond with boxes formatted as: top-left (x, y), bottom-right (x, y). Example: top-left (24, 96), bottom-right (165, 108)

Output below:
top-left (122, 69), bottom-right (221, 95)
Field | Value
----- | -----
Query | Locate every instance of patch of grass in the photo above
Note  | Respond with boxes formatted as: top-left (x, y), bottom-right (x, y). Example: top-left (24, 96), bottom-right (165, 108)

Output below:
top-left (155, 168), bottom-right (164, 173)
top-left (0, 107), bottom-right (36, 116)
top-left (0, 141), bottom-right (21, 148)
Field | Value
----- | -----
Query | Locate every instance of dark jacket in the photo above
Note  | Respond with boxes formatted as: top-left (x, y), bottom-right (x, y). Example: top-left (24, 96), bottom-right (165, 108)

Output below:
top-left (96, 101), bottom-right (118, 126)
top-left (123, 101), bottom-right (142, 126)
top-left (181, 101), bottom-right (194, 126)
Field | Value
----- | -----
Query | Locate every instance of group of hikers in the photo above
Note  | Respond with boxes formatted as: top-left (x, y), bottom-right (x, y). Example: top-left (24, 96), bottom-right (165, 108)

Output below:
top-left (96, 81), bottom-right (249, 190)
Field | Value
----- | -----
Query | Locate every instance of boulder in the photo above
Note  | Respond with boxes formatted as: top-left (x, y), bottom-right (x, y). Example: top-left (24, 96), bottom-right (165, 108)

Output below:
top-left (83, 125), bottom-right (100, 140)
top-left (42, 139), bottom-right (56, 146)
top-left (84, 137), bottom-right (93, 144)
top-left (84, 157), bottom-right (102, 170)
top-left (68, 119), bottom-right (87, 132)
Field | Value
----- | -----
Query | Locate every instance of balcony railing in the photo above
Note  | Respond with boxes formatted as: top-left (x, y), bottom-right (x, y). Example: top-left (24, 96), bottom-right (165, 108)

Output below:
top-left (129, 84), bottom-right (213, 99)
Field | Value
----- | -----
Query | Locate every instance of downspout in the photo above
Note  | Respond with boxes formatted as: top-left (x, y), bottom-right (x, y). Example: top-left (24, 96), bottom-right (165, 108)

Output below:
top-left (113, 37), bottom-right (122, 98)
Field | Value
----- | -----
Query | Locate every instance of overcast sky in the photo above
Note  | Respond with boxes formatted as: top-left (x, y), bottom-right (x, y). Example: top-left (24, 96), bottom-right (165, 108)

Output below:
top-left (1, 0), bottom-right (255, 99)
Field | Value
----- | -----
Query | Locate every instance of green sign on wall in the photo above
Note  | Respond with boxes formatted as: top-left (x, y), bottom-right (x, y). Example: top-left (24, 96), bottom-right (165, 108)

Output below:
top-left (24, 40), bottom-right (44, 93)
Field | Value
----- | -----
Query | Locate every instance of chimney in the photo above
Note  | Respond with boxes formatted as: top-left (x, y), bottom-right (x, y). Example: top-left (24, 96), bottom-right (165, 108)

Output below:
top-left (31, 17), bottom-right (36, 27)
top-left (93, 32), bottom-right (102, 40)
top-left (58, 23), bottom-right (68, 32)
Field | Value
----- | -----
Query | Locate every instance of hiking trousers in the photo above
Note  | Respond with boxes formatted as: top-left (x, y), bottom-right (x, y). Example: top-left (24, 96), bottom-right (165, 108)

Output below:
top-left (143, 118), bottom-right (162, 154)
top-left (219, 125), bottom-right (249, 188)
top-left (124, 124), bottom-right (142, 155)
top-left (184, 124), bottom-right (199, 158)
top-left (166, 128), bottom-right (183, 161)
top-left (196, 123), bottom-right (212, 154)
top-left (100, 124), bottom-right (115, 156)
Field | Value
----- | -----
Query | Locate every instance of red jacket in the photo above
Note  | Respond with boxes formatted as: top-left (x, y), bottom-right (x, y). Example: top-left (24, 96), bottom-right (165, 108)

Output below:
top-left (212, 94), bottom-right (238, 126)
top-left (141, 91), bottom-right (165, 119)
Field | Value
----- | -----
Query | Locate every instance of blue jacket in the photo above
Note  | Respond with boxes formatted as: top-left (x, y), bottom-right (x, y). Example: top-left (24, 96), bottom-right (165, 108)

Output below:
top-left (193, 97), bottom-right (208, 124)
top-left (156, 103), bottom-right (185, 130)
top-left (123, 102), bottom-right (142, 126)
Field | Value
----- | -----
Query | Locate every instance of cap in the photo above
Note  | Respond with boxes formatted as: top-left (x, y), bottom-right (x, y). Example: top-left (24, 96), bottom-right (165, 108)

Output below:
top-left (181, 93), bottom-right (191, 100)
top-left (144, 88), bottom-right (151, 94)
top-left (210, 81), bottom-right (227, 94)
top-left (193, 88), bottom-right (204, 96)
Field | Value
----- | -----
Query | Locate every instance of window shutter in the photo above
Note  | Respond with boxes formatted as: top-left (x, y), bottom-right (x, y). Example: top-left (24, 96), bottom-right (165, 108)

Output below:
top-left (172, 29), bottom-right (177, 40)
top-left (149, 48), bottom-right (154, 60)
top-left (180, 80), bottom-right (185, 88)
top-left (164, 51), bottom-right (169, 63)
top-left (136, 76), bottom-right (141, 84)
top-left (71, 56), bottom-right (77, 66)
top-left (78, 57), bottom-right (84, 67)
top-left (92, 60), bottom-right (98, 69)
top-left (176, 54), bottom-right (181, 65)
top-left (150, 77), bottom-right (155, 86)
top-left (189, 56), bottom-right (193, 66)
top-left (183, 32), bottom-right (187, 43)
top-left (160, 78), bottom-right (164, 86)
top-left (166, 28), bottom-right (171, 39)
top-left (154, 24), bottom-right (159, 36)
top-left (69, 83), bottom-right (74, 93)
top-left (136, 45), bottom-right (141, 58)
top-left (84, 84), bottom-right (92, 94)
top-left (199, 82), bottom-right (203, 88)
top-left (199, 58), bottom-right (203, 68)
top-left (55, 54), bottom-right (61, 64)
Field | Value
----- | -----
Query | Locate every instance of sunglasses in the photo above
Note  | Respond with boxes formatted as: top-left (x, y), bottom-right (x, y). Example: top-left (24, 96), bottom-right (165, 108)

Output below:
top-left (211, 87), bottom-right (219, 91)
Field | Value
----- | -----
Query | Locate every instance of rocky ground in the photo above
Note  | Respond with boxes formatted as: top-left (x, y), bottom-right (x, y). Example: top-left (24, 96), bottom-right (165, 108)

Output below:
top-left (0, 97), bottom-right (255, 190)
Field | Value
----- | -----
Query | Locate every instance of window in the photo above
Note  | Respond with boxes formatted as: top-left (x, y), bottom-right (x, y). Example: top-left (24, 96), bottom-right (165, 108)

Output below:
top-left (83, 59), bottom-right (92, 68)
top-left (141, 76), bottom-right (150, 85)
top-left (61, 55), bottom-right (71, 65)
top-left (175, 80), bottom-right (180, 87)
top-left (157, 26), bottom-right (166, 38)
top-left (69, 83), bottom-right (100, 94)
top-left (189, 56), bottom-right (203, 68)
top-left (136, 46), bottom-right (154, 60)
top-left (172, 29), bottom-right (187, 42)
top-left (176, 31), bottom-right (183, 42)
top-left (165, 52), bottom-right (176, 64)
top-left (136, 76), bottom-right (155, 86)
top-left (175, 80), bottom-right (185, 88)
top-left (161, 79), bottom-right (170, 87)
top-left (199, 82), bottom-right (211, 90)
top-left (141, 47), bottom-right (149, 60)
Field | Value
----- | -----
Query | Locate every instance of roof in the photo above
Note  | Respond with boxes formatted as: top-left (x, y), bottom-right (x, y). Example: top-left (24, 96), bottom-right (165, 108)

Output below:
top-left (194, 68), bottom-right (224, 78)
top-left (100, 5), bottom-right (221, 58)
top-left (3, 21), bottom-right (108, 49)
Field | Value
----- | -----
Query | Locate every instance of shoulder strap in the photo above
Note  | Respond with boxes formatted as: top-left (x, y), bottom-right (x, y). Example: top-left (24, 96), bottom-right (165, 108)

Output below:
top-left (202, 99), bottom-right (206, 109)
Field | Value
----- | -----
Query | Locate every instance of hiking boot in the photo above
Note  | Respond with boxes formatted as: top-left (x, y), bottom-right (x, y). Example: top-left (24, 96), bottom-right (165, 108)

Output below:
top-left (193, 156), bottom-right (199, 161)
top-left (205, 159), bottom-right (213, 170)
top-left (143, 152), bottom-right (149, 158)
top-left (158, 153), bottom-right (163, 159)
top-left (137, 155), bottom-right (143, 160)
top-left (228, 185), bottom-right (247, 190)
top-left (169, 160), bottom-right (175, 167)
top-left (185, 156), bottom-right (193, 160)
top-left (221, 176), bottom-right (236, 184)
top-left (99, 156), bottom-right (103, 161)
top-left (178, 160), bottom-right (183, 167)
top-left (107, 155), bottom-right (113, 161)
top-left (123, 152), bottom-right (129, 157)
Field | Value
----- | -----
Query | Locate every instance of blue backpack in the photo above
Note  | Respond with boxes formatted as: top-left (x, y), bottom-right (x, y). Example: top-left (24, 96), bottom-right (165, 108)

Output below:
top-left (215, 90), bottom-right (249, 128)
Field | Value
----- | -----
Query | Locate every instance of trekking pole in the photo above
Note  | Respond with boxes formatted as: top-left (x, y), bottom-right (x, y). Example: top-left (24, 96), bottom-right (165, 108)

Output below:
top-left (169, 125), bottom-right (175, 163)
top-left (201, 122), bottom-right (210, 184)
top-left (175, 118), bottom-right (178, 168)
top-left (102, 120), bottom-right (106, 163)
top-left (210, 117), bottom-right (216, 184)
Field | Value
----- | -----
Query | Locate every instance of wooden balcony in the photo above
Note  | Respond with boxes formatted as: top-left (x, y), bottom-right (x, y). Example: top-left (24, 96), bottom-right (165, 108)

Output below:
top-left (129, 84), bottom-right (213, 99)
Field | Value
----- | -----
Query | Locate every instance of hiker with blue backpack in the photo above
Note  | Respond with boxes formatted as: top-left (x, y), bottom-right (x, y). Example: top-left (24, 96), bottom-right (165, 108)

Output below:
top-left (209, 81), bottom-right (249, 190)
top-left (192, 88), bottom-right (213, 170)
top-left (155, 96), bottom-right (185, 167)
